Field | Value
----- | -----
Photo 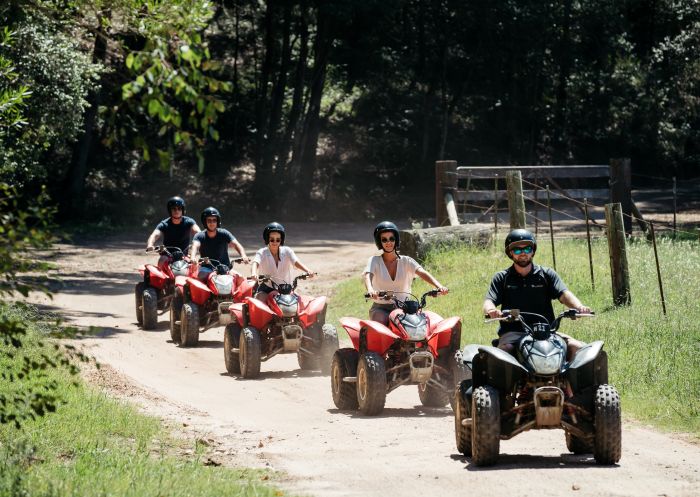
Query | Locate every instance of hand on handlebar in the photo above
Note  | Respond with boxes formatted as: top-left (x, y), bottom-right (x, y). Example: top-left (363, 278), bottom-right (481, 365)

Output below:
top-left (485, 308), bottom-right (502, 319)
top-left (436, 286), bottom-right (449, 296)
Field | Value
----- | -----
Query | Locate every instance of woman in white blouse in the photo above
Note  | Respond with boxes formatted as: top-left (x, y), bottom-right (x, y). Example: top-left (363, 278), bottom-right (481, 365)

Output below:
top-left (363, 221), bottom-right (448, 325)
top-left (251, 222), bottom-right (315, 301)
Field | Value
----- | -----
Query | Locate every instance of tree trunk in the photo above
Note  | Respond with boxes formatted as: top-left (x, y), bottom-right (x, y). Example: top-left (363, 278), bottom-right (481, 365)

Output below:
top-left (262, 2), bottom-right (292, 191)
top-left (63, 10), bottom-right (110, 217)
top-left (253, 1), bottom-right (277, 207)
top-left (275, 0), bottom-right (309, 188)
top-left (295, 2), bottom-right (332, 203)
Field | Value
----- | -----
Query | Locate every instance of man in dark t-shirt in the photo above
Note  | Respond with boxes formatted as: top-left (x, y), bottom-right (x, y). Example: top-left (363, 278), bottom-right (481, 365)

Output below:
top-left (190, 206), bottom-right (250, 280)
top-left (483, 229), bottom-right (590, 358)
top-left (146, 196), bottom-right (201, 261)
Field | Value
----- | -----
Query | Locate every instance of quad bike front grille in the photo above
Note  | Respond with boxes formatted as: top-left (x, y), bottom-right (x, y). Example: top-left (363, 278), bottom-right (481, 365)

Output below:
top-left (408, 350), bottom-right (434, 383)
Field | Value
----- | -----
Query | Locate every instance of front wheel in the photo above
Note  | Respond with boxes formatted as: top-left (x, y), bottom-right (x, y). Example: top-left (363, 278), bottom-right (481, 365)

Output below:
top-left (142, 287), bottom-right (158, 330)
top-left (471, 385), bottom-right (501, 466)
top-left (331, 348), bottom-right (359, 410)
top-left (357, 352), bottom-right (387, 416)
top-left (169, 292), bottom-right (183, 343)
top-left (319, 324), bottom-right (339, 375)
top-left (239, 326), bottom-right (261, 379)
top-left (418, 383), bottom-right (449, 407)
top-left (179, 302), bottom-right (200, 347)
top-left (224, 323), bottom-right (241, 374)
top-left (454, 383), bottom-right (472, 456)
top-left (566, 432), bottom-right (593, 454)
top-left (593, 384), bottom-right (622, 464)
top-left (135, 282), bottom-right (144, 326)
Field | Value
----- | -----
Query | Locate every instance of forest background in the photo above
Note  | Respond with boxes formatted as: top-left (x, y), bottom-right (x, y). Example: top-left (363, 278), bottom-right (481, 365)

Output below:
top-left (1, 0), bottom-right (698, 224)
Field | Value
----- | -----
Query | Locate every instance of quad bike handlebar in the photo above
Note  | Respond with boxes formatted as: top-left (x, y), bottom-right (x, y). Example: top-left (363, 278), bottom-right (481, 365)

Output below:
top-left (254, 272), bottom-right (317, 290)
top-left (145, 245), bottom-right (189, 263)
top-left (485, 308), bottom-right (595, 334)
top-left (364, 289), bottom-right (440, 310)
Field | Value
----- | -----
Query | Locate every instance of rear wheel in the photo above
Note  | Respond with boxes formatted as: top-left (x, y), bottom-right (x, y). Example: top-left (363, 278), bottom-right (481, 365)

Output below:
top-left (331, 348), bottom-right (359, 410)
top-left (135, 282), bottom-right (145, 326)
top-left (593, 384), bottom-right (622, 464)
top-left (224, 323), bottom-right (241, 374)
top-left (566, 432), bottom-right (593, 454)
top-left (142, 287), bottom-right (158, 330)
top-left (418, 383), bottom-right (449, 407)
top-left (357, 352), bottom-right (387, 416)
top-left (319, 324), bottom-right (339, 375)
top-left (179, 302), bottom-right (199, 347)
top-left (297, 348), bottom-right (319, 371)
top-left (454, 383), bottom-right (472, 456)
top-left (239, 326), bottom-right (261, 379)
top-left (169, 292), bottom-right (183, 343)
top-left (471, 385), bottom-right (501, 466)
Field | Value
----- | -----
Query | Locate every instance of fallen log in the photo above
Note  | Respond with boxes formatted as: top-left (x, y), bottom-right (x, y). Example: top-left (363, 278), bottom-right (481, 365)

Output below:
top-left (400, 225), bottom-right (492, 262)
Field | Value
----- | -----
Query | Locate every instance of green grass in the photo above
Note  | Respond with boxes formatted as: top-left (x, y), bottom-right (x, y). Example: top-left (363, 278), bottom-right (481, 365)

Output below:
top-left (0, 305), bottom-right (287, 497)
top-left (328, 235), bottom-right (700, 436)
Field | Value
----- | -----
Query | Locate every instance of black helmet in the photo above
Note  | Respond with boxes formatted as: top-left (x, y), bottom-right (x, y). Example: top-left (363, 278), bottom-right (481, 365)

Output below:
top-left (504, 228), bottom-right (536, 257)
top-left (373, 221), bottom-right (400, 250)
top-left (263, 222), bottom-right (285, 245)
top-left (167, 196), bottom-right (186, 215)
top-left (201, 207), bottom-right (221, 228)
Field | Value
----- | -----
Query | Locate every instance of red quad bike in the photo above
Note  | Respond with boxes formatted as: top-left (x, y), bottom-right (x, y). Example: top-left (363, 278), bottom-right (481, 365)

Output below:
top-left (331, 290), bottom-right (467, 416)
top-left (454, 309), bottom-right (621, 466)
top-left (135, 246), bottom-right (191, 330)
top-left (171, 258), bottom-right (255, 347)
top-left (224, 274), bottom-right (339, 379)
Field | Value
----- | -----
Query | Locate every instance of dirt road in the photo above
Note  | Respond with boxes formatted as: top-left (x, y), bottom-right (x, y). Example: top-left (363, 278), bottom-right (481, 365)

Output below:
top-left (33, 222), bottom-right (699, 497)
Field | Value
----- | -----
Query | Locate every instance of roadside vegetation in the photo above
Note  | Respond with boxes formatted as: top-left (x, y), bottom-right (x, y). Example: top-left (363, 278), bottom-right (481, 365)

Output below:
top-left (0, 304), bottom-right (287, 497)
top-left (328, 236), bottom-right (700, 436)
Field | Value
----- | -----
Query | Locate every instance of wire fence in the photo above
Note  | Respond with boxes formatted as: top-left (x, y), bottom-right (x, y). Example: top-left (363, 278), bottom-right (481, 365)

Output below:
top-left (451, 173), bottom-right (699, 316)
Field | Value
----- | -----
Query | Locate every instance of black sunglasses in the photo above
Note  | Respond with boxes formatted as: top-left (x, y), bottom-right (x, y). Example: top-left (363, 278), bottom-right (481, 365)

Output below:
top-left (381, 237), bottom-right (395, 243)
top-left (269, 237), bottom-right (282, 242)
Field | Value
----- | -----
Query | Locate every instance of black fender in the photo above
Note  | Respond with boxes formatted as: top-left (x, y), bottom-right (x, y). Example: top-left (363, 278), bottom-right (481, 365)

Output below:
top-left (459, 344), bottom-right (481, 371)
top-left (565, 340), bottom-right (608, 392)
top-left (472, 345), bottom-right (527, 393)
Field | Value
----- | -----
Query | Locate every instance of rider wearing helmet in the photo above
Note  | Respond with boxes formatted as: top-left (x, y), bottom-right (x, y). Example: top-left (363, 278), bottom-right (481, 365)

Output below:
top-left (250, 222), bottom-right (315, 301)
top-left (483, 228), bottom-right (589, 359)
top-left (146, 196), bottom-right (201, 256)
top-left (190, 207), bottom-right (249, 280)
top-left (364, 221), bottom-right (448, 325)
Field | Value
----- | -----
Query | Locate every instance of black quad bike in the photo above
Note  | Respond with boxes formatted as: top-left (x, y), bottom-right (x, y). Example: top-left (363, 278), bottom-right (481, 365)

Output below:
top-left (454, 309), bottom-right (621, 466)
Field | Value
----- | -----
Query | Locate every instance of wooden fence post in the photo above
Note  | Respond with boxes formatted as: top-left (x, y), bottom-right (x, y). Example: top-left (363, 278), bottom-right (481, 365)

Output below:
top-left (610, 158), bottom-right (632, 235)
top-left (506, 170), bottom-right (526, 229)
top-left (605, 202), bottom-right (631, 306)
top-left (435, 160), bottom-right (458, 227)
top-left (584, 198), bottom-right (595, 291)
top-left (547, 185), bottom-right (556, 271)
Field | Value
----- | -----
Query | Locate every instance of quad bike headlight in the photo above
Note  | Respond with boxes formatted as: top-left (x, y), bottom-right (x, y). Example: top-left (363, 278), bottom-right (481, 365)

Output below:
top-left (170, 260), bottom-right (190, 276)
top-left (528, 352), bottom-right (564, 375)
top-left (398, 314), bottom-right (428, 341)
top-left (275, 294), bottom-right (299, 317)
top-left (213, 274), bottom-right (233, 296)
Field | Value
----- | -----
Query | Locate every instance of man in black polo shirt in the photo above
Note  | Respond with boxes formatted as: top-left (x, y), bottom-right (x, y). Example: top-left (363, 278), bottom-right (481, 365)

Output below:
top-left (482, 229), bottom-right (589, 358)
top-left (146, 196), bottom-right (201, 262)
top-left (190, 206), bottom-right (250, 281)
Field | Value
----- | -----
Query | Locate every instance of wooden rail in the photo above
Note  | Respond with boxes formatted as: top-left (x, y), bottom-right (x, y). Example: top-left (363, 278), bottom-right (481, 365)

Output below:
top-left (435, 160), bottom-right (632, 230)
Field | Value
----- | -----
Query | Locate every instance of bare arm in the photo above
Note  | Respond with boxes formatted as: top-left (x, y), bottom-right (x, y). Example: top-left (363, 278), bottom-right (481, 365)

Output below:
top-left (294, 260), bottom-right (314, 276)
top-left (190, 240), bottom-right (201, 262)
top-left (559, 290), bottom-right (591, 313)
top-left (483, 298), bottom-right (502, 319)
top-left (416, 267), bottom-right (448, 295)
top-left (229, 240), bottom-right (250, 263)
top-left (146, 229), bottom-right (162, 249)
top-left (191, 224), bottom-right (202, 235)
top-left (363, 272), bottom-right (378, 299)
